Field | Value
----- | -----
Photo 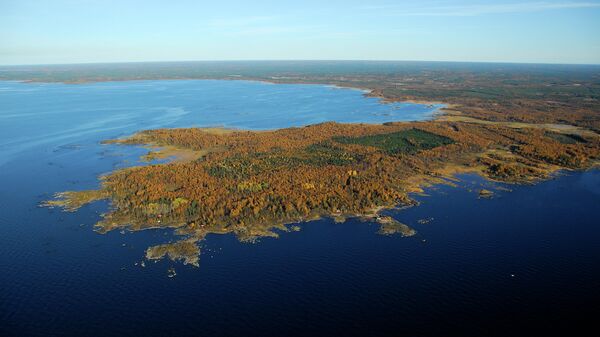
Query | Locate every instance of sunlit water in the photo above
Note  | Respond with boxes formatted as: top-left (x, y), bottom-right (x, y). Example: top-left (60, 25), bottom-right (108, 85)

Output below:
top-left (0, 80), bottom-right (598, 336)
top-left (0, 79), bottom-right (442, 167)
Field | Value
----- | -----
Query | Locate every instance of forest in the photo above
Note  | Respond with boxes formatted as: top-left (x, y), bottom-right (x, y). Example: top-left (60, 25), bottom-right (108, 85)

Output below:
top-left (45, 118), bottom-right (600, 265)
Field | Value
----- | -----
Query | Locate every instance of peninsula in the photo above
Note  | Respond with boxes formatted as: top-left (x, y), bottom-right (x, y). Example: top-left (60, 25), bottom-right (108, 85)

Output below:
top-left (45, 114), bottom-right (600, 266)
top-left (28, 62), bottom-right (600, 266)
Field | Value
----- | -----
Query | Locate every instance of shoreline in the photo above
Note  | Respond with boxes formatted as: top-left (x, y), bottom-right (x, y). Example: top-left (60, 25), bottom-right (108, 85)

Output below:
top-left (2, 77), bottom-right (450, 119)
top-left (43, 116), bottom-right (600, 266)
top-left (8, 78), bottom-right (594, 136)
top-left (25, 74), bottom-right (598, 267)
top-left (9, 77), bottom-right (595, 135)
top-left (9, 77), bottom-right (598, 135)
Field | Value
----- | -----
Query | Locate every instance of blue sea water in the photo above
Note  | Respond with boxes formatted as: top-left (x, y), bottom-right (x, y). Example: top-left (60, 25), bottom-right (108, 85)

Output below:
top-left (0, 80), bottom-right (599, 336)
top-left (0, 79), bottom-right (441, 168)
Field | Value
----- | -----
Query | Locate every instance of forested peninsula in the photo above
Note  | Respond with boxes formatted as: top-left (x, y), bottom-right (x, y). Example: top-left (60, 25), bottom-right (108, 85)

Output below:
top-left (45, 116), bottom-right (600, 266)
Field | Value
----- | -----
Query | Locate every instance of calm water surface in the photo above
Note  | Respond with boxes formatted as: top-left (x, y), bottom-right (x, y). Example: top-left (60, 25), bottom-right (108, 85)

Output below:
top-left (0, 80), bottom-right (598, 336)
top-left (0, 79), bottom-right (441, 167)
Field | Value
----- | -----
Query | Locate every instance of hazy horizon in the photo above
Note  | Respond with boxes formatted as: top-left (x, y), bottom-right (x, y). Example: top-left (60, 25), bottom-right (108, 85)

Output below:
top-left (2, 0), bottom-right (599, 66)
top-left (2, 59), bottom-right (600, 68)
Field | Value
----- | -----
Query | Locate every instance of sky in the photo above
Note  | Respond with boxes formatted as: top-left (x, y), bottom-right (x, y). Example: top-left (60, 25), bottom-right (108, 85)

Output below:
top-left (1, 0), bottom-right (599, 65)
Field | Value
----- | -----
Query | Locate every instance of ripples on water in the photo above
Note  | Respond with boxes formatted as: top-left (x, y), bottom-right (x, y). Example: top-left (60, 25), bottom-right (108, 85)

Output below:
top-left (0, 80), bottom-right (598, 336)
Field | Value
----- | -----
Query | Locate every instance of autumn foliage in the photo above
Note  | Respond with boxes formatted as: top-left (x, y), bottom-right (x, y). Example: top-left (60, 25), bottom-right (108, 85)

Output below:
top-left (44, 119), bottom-right (599, 266)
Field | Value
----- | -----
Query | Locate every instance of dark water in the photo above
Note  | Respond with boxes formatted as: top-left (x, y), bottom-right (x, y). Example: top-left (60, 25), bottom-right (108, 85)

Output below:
top-left (1, 80), bottom-right (599, 336)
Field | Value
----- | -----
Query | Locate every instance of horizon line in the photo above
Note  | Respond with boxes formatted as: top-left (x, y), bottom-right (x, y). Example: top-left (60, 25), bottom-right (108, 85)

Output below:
top-left (2, 59), bottom-right (600, 68)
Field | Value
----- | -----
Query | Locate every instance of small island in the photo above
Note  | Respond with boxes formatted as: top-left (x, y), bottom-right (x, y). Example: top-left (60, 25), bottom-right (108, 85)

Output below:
top-left (44, 116), bottom-right (600, 266)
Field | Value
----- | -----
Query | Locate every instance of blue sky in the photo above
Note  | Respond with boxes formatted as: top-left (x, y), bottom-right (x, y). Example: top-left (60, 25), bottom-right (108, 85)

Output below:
top-left (1, 0), bottom-right (599, 65)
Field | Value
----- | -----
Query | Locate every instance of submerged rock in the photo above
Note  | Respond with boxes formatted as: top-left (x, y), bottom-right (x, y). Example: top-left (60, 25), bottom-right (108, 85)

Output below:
top-left (417, 217), bottom-right (434, 224)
